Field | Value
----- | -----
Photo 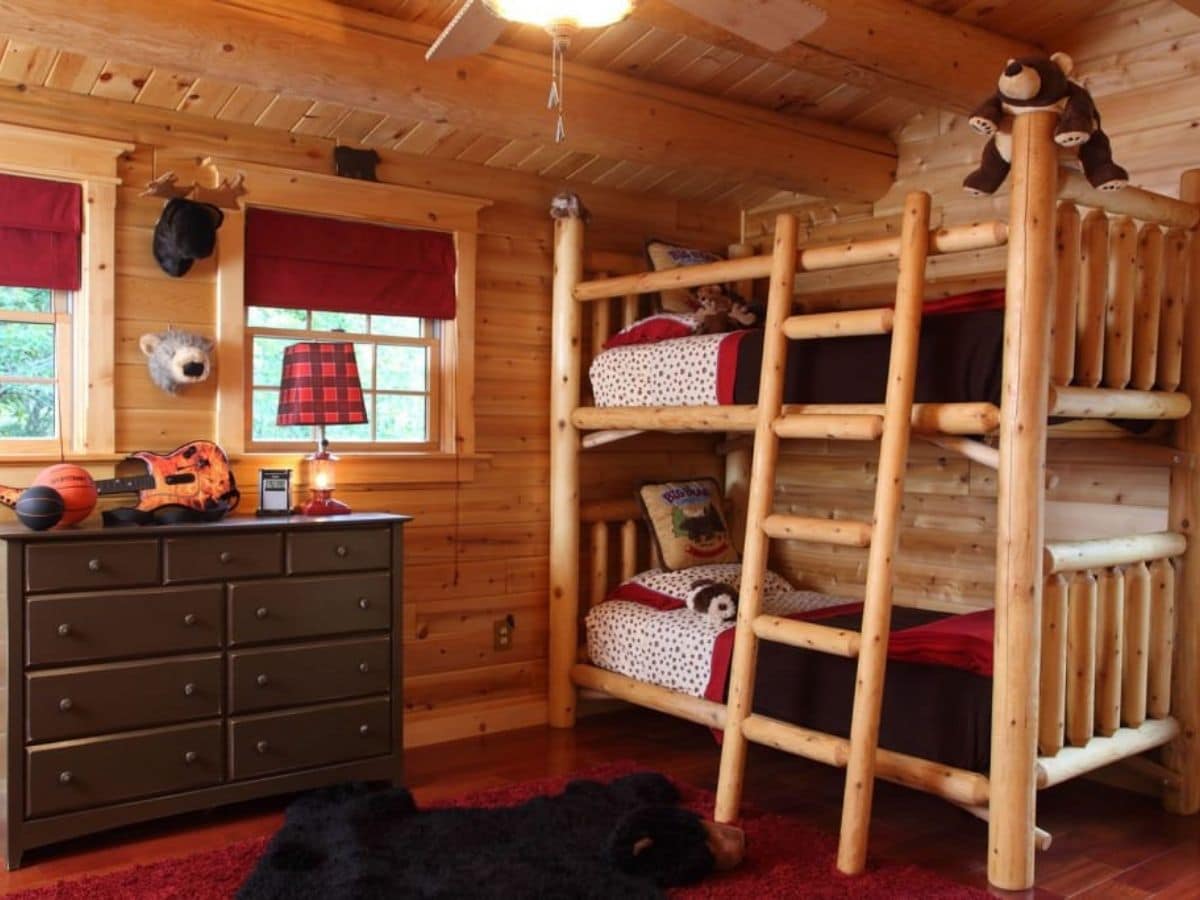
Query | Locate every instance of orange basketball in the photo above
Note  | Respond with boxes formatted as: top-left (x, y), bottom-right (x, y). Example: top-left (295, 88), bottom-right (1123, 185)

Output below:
top-left (34, 464), bottom-right (98, 527)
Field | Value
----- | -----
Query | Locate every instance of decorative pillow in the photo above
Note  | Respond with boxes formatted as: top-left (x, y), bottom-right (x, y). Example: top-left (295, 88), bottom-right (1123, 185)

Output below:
top-left (645, 240), bottom-right (723, 313)
top-left (637, 478), bottom-right (739, 571)
top-left (602, 312), bottom-right (701, 350)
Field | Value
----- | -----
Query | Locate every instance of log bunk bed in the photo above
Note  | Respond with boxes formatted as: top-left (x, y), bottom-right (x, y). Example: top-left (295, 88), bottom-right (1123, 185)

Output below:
top-left (547, 111), bottom-right (1200, 891)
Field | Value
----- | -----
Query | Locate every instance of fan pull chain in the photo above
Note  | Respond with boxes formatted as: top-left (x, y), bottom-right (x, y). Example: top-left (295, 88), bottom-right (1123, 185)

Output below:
top-left (548, 31), bottom-right (569, 144)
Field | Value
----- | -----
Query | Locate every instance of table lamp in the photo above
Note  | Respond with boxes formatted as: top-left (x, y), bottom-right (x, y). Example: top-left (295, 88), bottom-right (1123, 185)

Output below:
top-left (276, 341), bottom-right (368, 516)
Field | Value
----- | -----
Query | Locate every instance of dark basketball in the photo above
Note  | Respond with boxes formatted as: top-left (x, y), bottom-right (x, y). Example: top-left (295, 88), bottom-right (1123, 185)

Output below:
top-left (15, 486), bottom-right (65, 532)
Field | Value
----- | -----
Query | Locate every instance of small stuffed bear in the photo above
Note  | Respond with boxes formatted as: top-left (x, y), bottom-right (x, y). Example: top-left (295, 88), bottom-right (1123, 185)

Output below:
top-left (688, 578), bottom-right (739, 625)
top-left (139, 327), bottom-right (214, 395)
top-left (964, 52), bottom-right (1128, 196)
top-left (693, 285), bottom-right (762, 335)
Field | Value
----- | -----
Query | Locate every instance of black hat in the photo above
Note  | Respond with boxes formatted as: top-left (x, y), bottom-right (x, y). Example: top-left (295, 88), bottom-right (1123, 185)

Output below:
top-left (152, 197), bottom-right (225, 278)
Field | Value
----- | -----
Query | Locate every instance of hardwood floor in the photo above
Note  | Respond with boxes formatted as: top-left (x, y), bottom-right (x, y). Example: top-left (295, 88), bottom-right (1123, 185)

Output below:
top-left (1, 708), bottom-right (1197, 897)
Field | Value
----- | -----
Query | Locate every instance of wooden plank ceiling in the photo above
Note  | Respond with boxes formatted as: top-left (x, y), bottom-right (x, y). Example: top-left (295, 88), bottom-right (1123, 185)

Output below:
top-left (0, 0), bottom-right (1103, 207)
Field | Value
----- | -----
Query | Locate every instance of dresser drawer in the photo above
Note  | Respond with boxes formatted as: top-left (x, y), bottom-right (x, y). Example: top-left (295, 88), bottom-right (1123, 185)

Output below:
top-left (27, 654), bottom-right (222, 743)
top-left (286, 528), bottom-right (390, 575)
top-left (230, 697), bottom-right (390, 780)
top-left (227, 573), bottom-right (390, 645)
top-left (25, 540), bottom-right (159, 594)
top-left (27, 586), bottom-right (223, 666)
top-left (26, 721), bottom-right (223, 818)
top-left (229, 637), bottom-right (390, 714)
top-left (165, 532), bottom-right (283, 584)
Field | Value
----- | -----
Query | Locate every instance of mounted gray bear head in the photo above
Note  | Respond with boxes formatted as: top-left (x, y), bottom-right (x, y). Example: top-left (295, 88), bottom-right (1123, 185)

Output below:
top-left (139, 327), bottom-right (214, 395)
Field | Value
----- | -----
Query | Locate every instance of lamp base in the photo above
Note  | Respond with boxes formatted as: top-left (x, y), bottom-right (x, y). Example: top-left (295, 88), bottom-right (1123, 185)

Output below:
top-left (301, 495), bottom-right (352, 516)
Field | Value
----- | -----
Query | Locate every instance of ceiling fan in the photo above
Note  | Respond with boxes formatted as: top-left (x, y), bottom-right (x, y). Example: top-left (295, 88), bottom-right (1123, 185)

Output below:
top-left (426, 1), bottom-right (828, 142)
top-left (425, 0), bottom-right (829, 63)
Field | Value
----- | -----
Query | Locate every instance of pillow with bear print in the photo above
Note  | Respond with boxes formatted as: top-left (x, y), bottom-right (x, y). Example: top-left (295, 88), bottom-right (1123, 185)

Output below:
top-left (638, 478), bottom-right (739, 571)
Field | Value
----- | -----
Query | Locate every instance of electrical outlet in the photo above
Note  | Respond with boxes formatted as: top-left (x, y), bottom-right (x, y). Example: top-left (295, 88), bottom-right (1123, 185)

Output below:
top-left (493, 616), bottom-right (514, 651)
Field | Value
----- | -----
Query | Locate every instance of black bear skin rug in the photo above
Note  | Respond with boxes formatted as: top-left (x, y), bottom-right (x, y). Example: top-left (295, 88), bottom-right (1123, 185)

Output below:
top-left (237, 772), bottom-right (722, 899)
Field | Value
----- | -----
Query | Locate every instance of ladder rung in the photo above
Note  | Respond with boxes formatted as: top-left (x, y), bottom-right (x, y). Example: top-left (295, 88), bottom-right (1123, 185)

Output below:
top-left (782, 308), bottom-right (895, 340)
top-left (763, 513), bottom-right (873, 547)
top-left (742, 714), bottom-right (849, 767)
top-left (773, 413), bottom-right (883, 441)
top-left (753, 615), bottom-right (861, 657)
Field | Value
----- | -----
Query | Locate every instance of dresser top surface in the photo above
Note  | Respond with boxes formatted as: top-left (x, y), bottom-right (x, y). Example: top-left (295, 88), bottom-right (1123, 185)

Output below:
top-left (0, 512), bottom-right (410, 543)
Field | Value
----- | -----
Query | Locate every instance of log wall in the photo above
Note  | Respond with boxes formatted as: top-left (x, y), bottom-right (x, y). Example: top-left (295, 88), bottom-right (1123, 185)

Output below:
top-left (0, 82), bottom-right (736, 747)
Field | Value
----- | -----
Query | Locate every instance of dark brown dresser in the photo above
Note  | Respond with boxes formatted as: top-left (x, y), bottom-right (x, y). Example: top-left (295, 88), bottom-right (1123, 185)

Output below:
top-left (0, 512), bottom-right (408, 868)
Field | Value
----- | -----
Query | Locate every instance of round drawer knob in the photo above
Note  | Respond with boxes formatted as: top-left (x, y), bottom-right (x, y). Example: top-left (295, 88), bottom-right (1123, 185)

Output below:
top-left (57, 623), bottom-right (71, 637)
top-left (358, 662), bottom-right (370, 674)
top-left (219, 551), bottom-right (233, 564)
top-left (183, 682), bottom-right (196, 697)
top-left (336, 545), bottom-right (349, 558)
top-left (87, 559), bottom-right (101, 572)
top-left (58, 698), bottom-right (73, 712)
top-left (183, 613), bottom-right (197, 627)
top-left (359, 724), bottom-right (370, 737)
top-left (255, 740), bottom-right (269, 754)
top-left (256, 607), bottom-right (268, 620)
top-left (358, 597), bottom-right (370, 610)
top-left (256, 674), bottom-right (270, 687)
top-left (184, 751), bottom-right (197, 765)
top-left (58, 771), bottom-right (73, 785)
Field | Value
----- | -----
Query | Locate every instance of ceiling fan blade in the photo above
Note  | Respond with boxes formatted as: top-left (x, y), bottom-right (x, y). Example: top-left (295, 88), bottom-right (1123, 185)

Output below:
top-left (664, 0), bottom-right (828, 53)
top-left (425, 0), bottom-right (508, 62)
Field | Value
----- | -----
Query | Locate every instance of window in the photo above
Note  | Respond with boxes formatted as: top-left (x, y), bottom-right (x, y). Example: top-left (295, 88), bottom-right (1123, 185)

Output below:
top-left (0, 124), bottom-right (129, 459)
top-left (0, 285), bottom-right (71, 444)
top-left (245, 306), bottom-right (439, 450)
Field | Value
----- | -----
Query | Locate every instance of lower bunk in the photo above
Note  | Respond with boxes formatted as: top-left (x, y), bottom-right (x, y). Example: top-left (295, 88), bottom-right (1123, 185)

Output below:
top-left (571, 552), bottom-right (1184, 844)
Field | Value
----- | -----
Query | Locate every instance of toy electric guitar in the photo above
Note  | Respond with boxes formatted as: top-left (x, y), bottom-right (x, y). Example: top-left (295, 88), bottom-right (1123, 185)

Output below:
top-left (98, 440), bottom-right (240, 521)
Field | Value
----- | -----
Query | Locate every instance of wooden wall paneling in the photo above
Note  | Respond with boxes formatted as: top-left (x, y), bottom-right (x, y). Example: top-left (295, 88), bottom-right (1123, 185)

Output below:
top-left (1053, 204), bottom-right (1081, 387)
top-left (1077, 211), bottom-right (1110, 389)
top-left (0, 80), bottom-right (738, 748)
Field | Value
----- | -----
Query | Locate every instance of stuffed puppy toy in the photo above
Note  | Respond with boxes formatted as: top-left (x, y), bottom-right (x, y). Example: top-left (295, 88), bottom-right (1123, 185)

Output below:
top-left (963, 52), bottom-right (1129, 197)
top-left (687, 578), bottom-right (739, 625)
top-left (139, 327), bottom-right (214, 395)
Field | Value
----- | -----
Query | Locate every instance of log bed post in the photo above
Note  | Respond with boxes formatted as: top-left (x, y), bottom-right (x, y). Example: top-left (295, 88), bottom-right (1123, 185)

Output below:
top-left (988, 110), bottom-right (1058, 891)
top-left (549, 208), bottom-right (585, 728)
top-left (1165, 169), bottom-right (1200, 813)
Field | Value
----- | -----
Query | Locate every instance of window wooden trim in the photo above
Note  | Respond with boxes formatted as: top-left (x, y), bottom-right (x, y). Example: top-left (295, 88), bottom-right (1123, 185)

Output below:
top-left (0, 123), bottom-right (131, 459)
top-left (167, 155), bottom-right (491, 468)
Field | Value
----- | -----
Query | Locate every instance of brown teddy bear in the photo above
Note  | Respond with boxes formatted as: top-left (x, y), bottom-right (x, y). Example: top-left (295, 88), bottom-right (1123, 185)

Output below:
top-left (963, 52), bottom-right (1128, 196)
top-left (692, 285), bottom-right (761, 335)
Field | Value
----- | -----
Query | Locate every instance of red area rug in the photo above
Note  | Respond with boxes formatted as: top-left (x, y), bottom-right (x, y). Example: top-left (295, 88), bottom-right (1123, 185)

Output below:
top-left (11, 765), bottom-right (985, 899)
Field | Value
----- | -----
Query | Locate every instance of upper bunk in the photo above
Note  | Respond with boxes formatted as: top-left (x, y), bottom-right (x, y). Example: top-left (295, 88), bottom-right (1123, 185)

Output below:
top-left (555, 167), bottom-right (1200, 442)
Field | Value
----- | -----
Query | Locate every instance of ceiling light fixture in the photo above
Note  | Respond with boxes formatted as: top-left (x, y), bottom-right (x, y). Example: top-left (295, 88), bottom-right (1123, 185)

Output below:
top-left (482, 0), bottom-right (636, 143)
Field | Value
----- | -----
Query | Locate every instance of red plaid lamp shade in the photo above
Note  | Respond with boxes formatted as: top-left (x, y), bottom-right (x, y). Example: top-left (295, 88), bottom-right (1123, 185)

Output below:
top-left (276, 342), bottom-right (368, 427)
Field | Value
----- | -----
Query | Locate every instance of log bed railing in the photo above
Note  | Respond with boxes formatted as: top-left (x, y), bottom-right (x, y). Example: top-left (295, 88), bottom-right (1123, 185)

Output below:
top-left (549, 110), bottom-right (1200, 892)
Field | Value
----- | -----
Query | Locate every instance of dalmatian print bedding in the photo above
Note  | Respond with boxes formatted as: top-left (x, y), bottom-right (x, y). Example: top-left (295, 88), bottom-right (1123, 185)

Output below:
top-left (585, 563), bottom-right (848, 698)
top-left (589, 331), bottom-right (743, 407)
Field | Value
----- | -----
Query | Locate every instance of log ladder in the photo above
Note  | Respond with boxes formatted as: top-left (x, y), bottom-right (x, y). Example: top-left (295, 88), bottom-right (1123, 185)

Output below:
top-left (714, 192), bottom-right (933, 875)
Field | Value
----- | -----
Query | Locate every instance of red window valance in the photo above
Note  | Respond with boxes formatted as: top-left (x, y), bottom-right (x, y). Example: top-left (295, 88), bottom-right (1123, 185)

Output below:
top-left (0, 173), bottom-right (82, 292)
top-left (245, 208), bottom-right (458, 319)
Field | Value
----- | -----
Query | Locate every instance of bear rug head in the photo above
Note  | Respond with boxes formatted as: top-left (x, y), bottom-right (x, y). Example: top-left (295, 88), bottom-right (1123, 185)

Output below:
top-left (963, 52), bottom-right (1129, 196)
top-left (237, 772), bottom-right (745, 900)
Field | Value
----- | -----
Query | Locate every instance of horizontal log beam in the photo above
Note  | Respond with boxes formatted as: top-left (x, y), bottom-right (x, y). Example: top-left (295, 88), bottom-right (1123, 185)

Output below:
top-left (633, 0), bottom-right (1037, 113)
top-left (571, 664), bottom-right (726, 729)
top-left (1036, 718), bottom-right (1180, 788)
top-left (1043, 532), bottom-right (1187, 574)
top-left (572, 403), bottom-right (1000, 435)
top-left (574, 220), bottom-right (1007, 302)
top-left (1048, 387), bottom-right (1192, 420)
top-left (0, 0), bottom-right (897, 201)
top-left (1058, 170), bottom-right (1200, 229)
